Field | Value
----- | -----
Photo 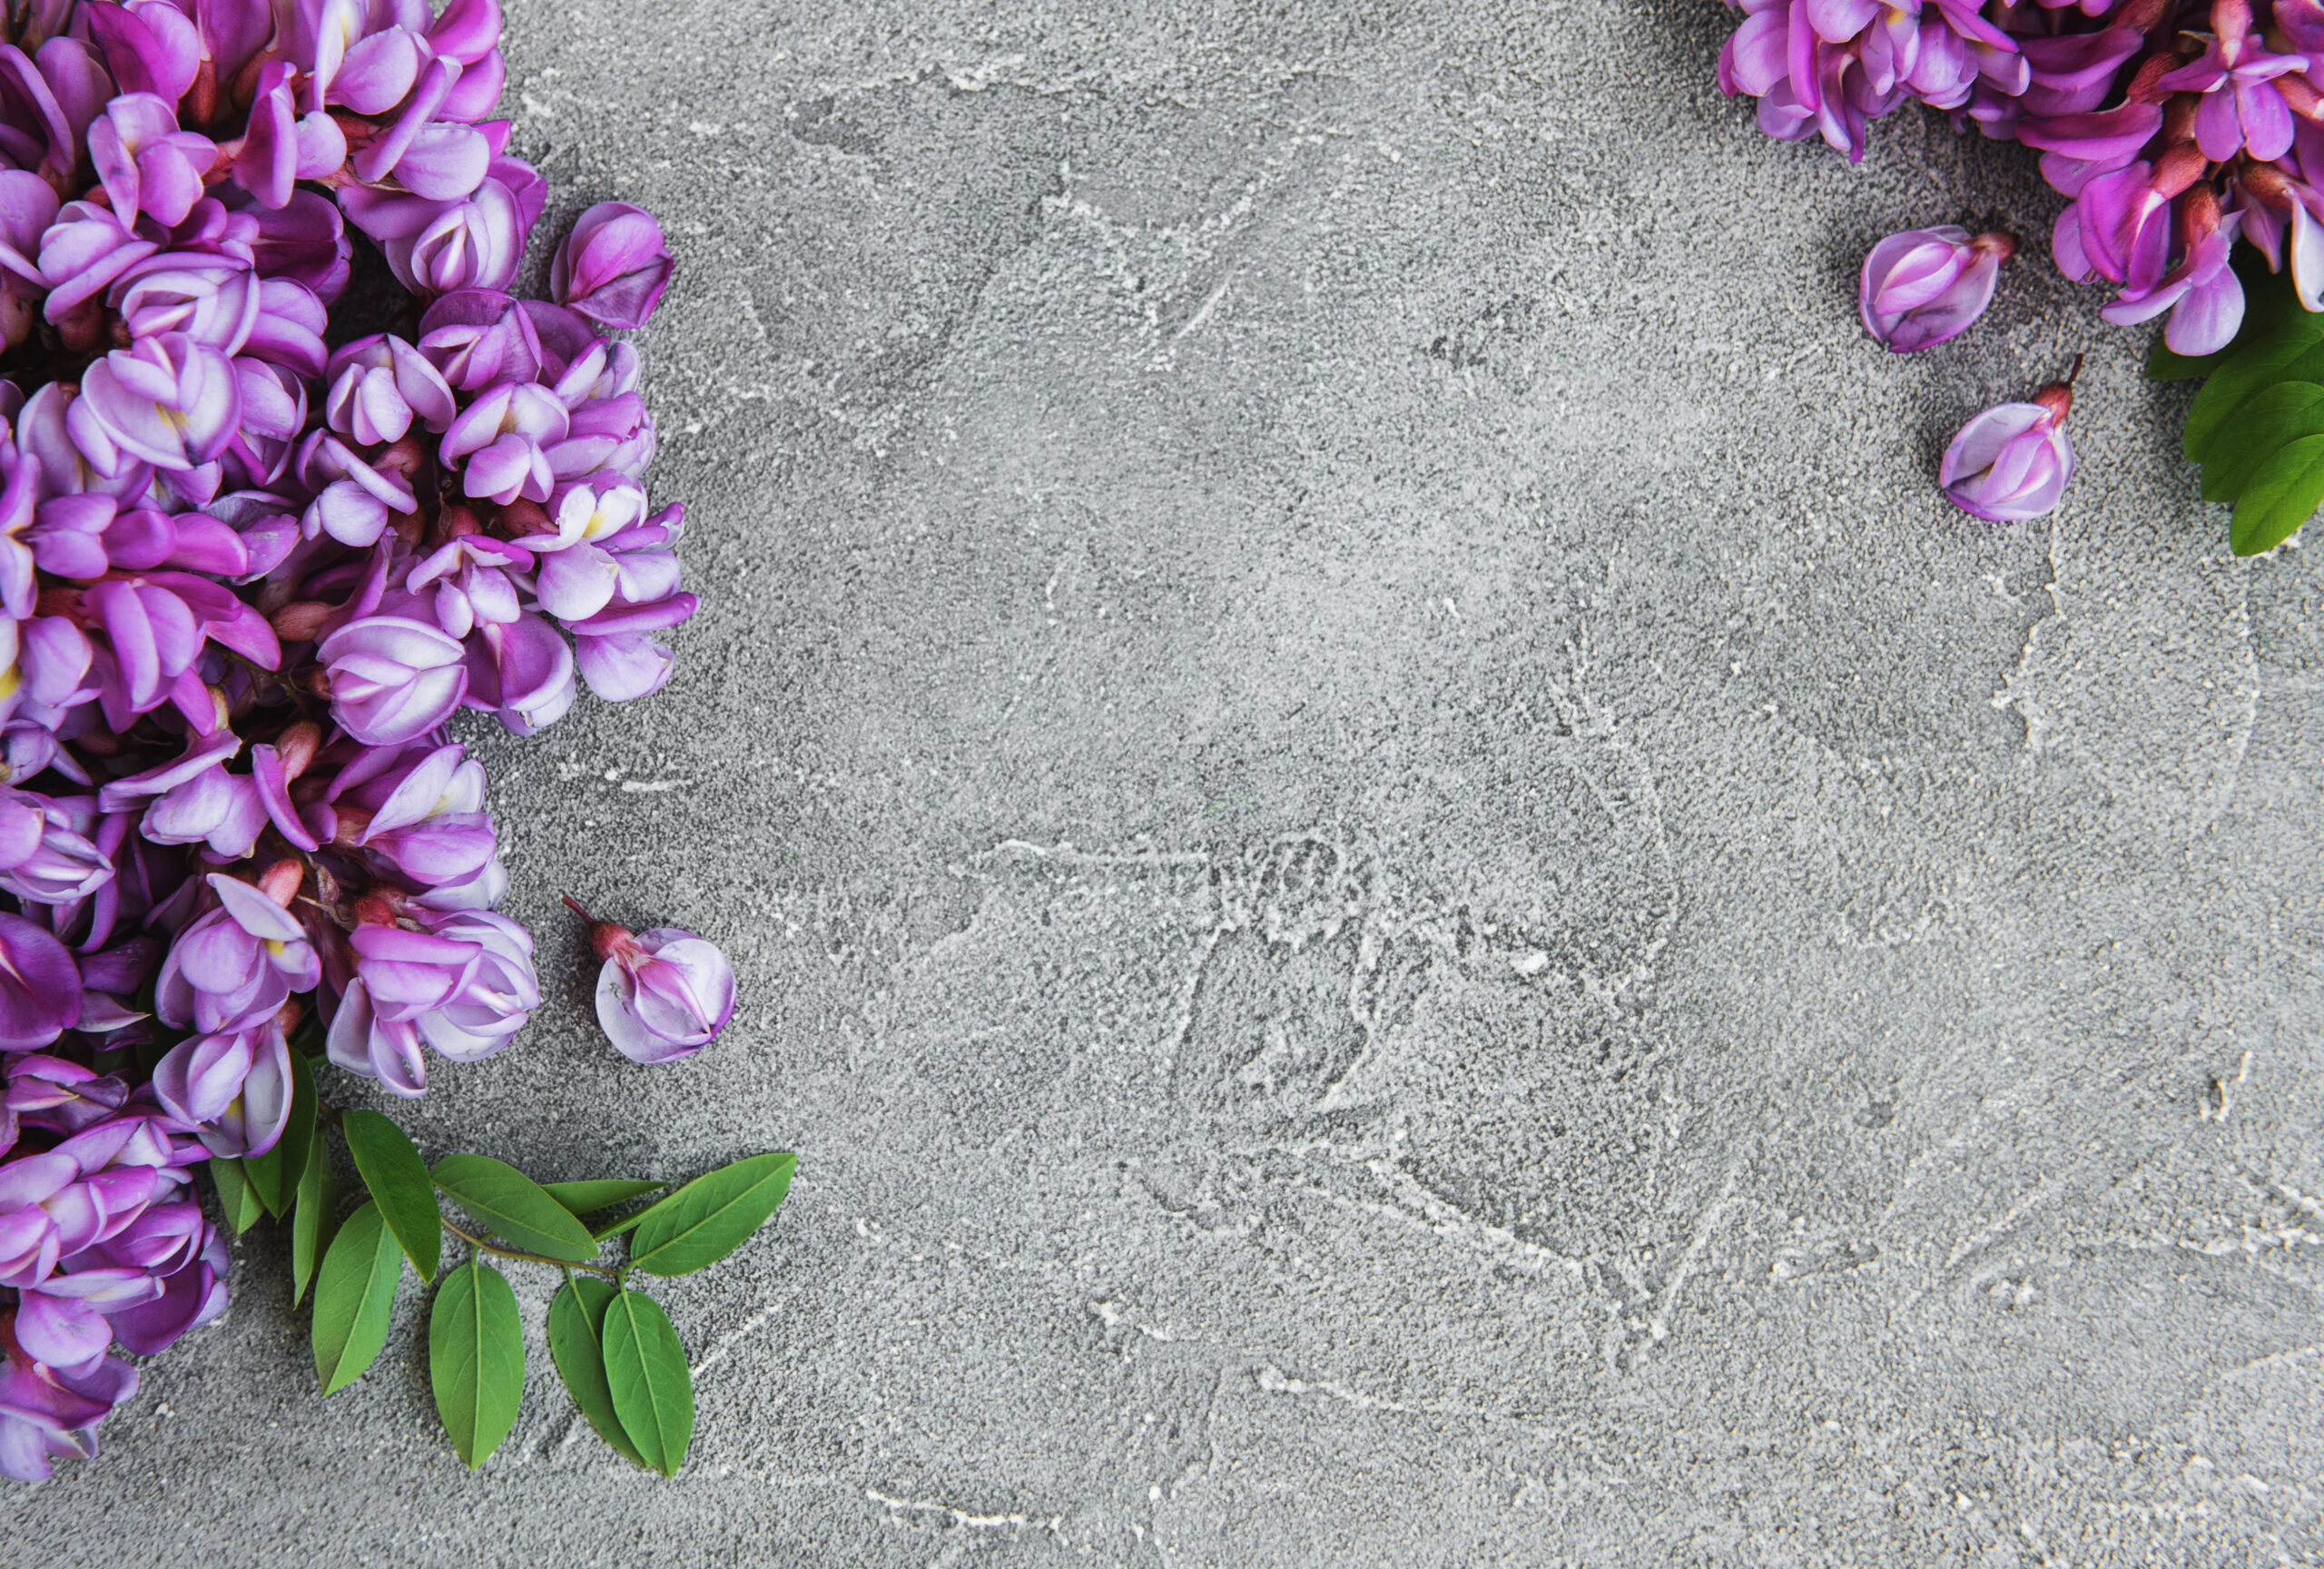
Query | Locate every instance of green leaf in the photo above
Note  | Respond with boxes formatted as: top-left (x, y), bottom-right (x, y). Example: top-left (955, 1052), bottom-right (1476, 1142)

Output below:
top-left (2231, 433), bottom-right (2324, 556)
top-left (209, 1156), bottom-right (263, 1236)
top-left (290, 1142), bottom-right (337, 1308)
top-left (241, 1046), bottom-right (317, 1218)
top-left (2187, 331), bottom-right (2324, 464)
top-left (311, 1202), bottom-right (402, 1395)
top-left (2198, 380), bottom-right (2324, 502)
top-left (428, 1256), bottom-right (526, 1468)
top-left (547, 1278), bottom-right (647, 1468)
top-left (600, 1289), bottom-right (693, 1476)
top-left (340, 1108), bottom-right (442, 1282)
top-left (592, 1208), bottom-right (655, 1242)
top-left (625, 1153), bottom-right (795, 1278)
top-left (431, 1154), bottom-right (600, 1261)
top-left (543, 1179), bottom-right (667, 1217)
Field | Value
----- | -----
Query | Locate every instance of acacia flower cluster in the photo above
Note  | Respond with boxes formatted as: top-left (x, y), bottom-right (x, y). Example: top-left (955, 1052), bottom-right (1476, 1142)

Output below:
top-left (1721, 0), bottom-right (2324, 360)
top-left (0, 0), bottom-right (699, 1482)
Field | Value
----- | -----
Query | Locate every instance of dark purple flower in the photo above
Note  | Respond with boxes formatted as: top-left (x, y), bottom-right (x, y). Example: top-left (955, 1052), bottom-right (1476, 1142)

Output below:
top-left (0, 1323), bottom-right (138, 1482)
top-left (550, 202), bottom-right (675, 330)
top-left (568, 901), bottom-right (734, 1063)
top-left (1859, 225), bottom-right (2013, 351)
top-left (1939, 370), bottom-right (2078, 524)
top-left (0, 915), bottom-right (79, 1051)
top-left (2100, 189), bottom-right (2245, 357)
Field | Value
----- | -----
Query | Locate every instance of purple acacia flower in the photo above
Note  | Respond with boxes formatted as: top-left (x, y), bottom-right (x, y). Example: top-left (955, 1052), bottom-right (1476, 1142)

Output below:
top-left (0, 794), bottom-right (110, 904)
top-left (87, 94), bottom-right (217, 230)
top-left (1860, 225), bottom-right (2014, 351)
top-left (0, 915), bottom-right (78, 1052)
top-left (328, 907), bottom-right (539, 1095)
top-left (328, 741), bottom-right (498, 889)
top-left (2100, 189), bottom-right (2245, 356)
top-left (323, 335), bottom-right (458, 447)
top-left (153, 874), bottom-right (320, 1035)
top-left (2156, 0), bottom-right (2300, 164)
top-left (1938, 366), bottom-right (2079, 523)
top-left (550, 202), bottom-right (675, 330)
top-left (319, 616), bottom-right (469, 745)
top-left (74, 335), bottom-right (241, 475)
top-left (150, 1019), bottom-right (293, 1159)
top-left (0, 1325), bottom-right (138, 1482)
top-left (382, 176), bottom-right (525, 296)
top-left (566, 900), bottom-right (734, 1063)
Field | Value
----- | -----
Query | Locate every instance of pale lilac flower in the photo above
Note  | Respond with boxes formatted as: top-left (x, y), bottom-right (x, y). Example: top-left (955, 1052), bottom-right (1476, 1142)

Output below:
top-left (153, 874), bottom-right (320, 1035)
top-left (567, 901), bottom-right (734, 1063)
top-left (328, 908), bottom-right (538, 1095)
top-left (74, 336), bottom-right (241, 474)
top-left (323, 336), bottom-right (458, 447)
top-left (86, 94), bottom-right (216, 230)
top-left (1859, 225), bottom-right (2014, 351)
top-left (319, 616), bottom-right (469, 744)
top-left (150, 1019), bottom-right (293, 1159)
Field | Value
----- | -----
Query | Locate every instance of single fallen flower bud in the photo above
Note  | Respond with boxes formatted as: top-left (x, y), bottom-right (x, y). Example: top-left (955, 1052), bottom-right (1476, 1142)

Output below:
top-left (1859, 226), bottom-right (2014, 353)
top-left (1938, 358), bottom-right (2081, 523)
top-left (563, 897), bottom-right (734, 1063)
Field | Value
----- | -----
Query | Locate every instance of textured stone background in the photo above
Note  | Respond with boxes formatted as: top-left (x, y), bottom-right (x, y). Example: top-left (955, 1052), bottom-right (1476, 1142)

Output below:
top-left (11, 1), bottom-right (2324, 1564)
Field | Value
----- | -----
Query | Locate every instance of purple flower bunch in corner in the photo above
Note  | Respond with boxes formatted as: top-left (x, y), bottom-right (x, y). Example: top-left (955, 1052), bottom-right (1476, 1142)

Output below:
top-left (1721, 0), bottom-right (2324, 360)
top-left (0, 0), bottom-right (710, 1483)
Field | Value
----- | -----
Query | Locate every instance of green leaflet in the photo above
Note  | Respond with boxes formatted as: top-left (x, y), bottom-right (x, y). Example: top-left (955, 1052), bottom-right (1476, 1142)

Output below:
top-left (428, 1257), bottom-right (526, 1468)
top-left (311, 1202), bottom-right (402, 1395)
top-left (625, 1152), bottom-right (795, 1278)
top-left (2199, 382), bottom-right (2324, 502)
top-left (2150, 259), bottom-right (2324, 553)
top-left (600, 1289), bottom-right (693, 1476)
top-left (241, 1046), bottom-right (317, 1218)
top-left (340, 1109), bottom-right (442, 1281)
top-left (547, 1278), bottom-right (648, 1468)
top-left (209, 1156), bottom-right (263, 1237)
top-left (290, 1144), bottom-right (337, 1308)
top-left (431, 1154), bottom-right (599, 1261)
top-left (2233, 434), bottom-right (2324, 557)
top-left (543, 1179), bottom-right (667, 1217)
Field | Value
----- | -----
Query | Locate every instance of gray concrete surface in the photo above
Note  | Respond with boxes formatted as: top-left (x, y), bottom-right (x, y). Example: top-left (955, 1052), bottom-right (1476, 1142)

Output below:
top-left (12, 1), bottom-right (2324, 1564)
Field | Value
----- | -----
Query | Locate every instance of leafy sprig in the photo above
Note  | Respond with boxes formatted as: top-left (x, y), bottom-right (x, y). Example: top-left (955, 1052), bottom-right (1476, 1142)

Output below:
top-left (203, 1051), bottom-right (794, 1474)
top-left (2149, 252), bottom-right (2324, 557)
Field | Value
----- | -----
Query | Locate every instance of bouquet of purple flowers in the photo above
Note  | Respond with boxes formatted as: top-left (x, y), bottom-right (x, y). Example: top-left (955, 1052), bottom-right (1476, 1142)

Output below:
top-left (0, 0), bottom-right (776, 1483)
top-left (1720, 0), bottom-right (2324, 552)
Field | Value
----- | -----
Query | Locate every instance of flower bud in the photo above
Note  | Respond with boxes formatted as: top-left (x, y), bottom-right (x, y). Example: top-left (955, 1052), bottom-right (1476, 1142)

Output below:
top-left (1939, 366), bottom-right (2080, 523)
top-left (565, 899), bottom-right (734, 1063)
top-left (1859, 226), bottom-right (2013, 353)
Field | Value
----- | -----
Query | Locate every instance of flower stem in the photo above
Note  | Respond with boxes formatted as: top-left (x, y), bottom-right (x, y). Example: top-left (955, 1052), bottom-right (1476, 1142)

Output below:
top-left (438, 1213), bottom-right (623, 1278)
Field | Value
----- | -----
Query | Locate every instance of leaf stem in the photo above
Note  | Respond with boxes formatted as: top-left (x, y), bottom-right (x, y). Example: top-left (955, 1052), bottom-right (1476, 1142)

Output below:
top-left (438, 1214), bottom-right (623, 1278)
